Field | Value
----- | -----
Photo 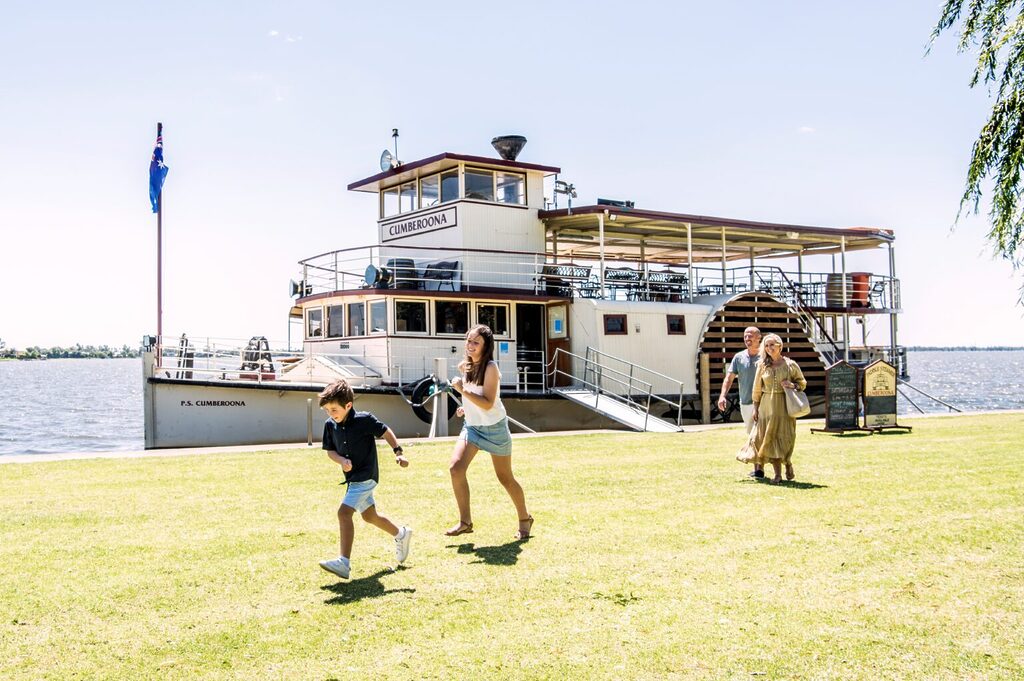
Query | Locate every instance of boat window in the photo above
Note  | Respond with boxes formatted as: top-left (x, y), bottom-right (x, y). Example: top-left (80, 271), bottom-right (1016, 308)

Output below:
top-left (395, 300), bottom-right (428, 333)
top-left (476, 303), bottom-right (509, 337)
top-left (326, 305), bottom-right (345, 338)
top-left (420, 174), bottom-right (440, 209)
top-left (495, 171), bottom-right (526, 205)
top-left (306, 307), bottom-right (323, 338)
top-left (666, 315), bottom-right (686, 335)
top-left (435, 300), bottom-right (469, 335)
top-left (399, 182), bottom-right (416, 213)
top-left (369, 300), bottom-right (387, 333)
top-left (348, 302), bottom-right (366, 336)
top-left (381, 187), bottom-right (399, 218)
top-left (440, 170), bottom-right (459, 203)
top-left (603, 314), bottom-right (627, 335)
top-left (464, 169), bottom-right (494, 201)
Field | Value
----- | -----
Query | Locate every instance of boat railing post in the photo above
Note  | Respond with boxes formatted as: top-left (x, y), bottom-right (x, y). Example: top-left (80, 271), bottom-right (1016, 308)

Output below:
top-left (307, 398), bottom-right (313, 446)
top-left (333, 253), bottom-right (338, 292)
top-left (432, 357), bottom-right (449, 437)
top-left (143, 348), bottom-right (156, 449)
top-left (699, 353), bottom-right (711, 424)
top-left (676, 381), bottom-right (684, 426)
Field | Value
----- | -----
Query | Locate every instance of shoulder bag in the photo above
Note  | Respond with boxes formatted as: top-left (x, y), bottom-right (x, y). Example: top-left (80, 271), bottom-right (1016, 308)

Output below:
top-left (783, 359), bottom-right (811, 418)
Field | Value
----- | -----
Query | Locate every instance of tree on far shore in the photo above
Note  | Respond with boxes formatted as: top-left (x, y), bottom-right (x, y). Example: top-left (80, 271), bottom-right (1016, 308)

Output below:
top-left (0, 343), bottom-right (140, 360)
top-left (933, 0), bottom-right (1024, 300)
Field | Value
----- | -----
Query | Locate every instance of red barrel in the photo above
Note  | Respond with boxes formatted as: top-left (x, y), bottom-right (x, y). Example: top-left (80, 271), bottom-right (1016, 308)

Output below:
top-left (850, 272), bottom-right (870, 307)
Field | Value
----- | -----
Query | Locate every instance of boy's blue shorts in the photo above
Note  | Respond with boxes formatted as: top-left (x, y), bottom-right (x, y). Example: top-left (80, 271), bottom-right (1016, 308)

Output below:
top-left (341, 479), bottom-right (377, 512)
top-left (459, 418), bottom-right (513, 456)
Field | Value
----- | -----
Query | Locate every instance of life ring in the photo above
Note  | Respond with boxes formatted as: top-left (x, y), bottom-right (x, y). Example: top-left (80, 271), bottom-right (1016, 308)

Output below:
top-left (410, 376), bottom-right (458, 424)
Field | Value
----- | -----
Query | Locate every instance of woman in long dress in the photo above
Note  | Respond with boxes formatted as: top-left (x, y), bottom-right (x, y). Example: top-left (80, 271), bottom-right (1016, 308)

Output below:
top-left (751, 333), bottom-right (807, 484)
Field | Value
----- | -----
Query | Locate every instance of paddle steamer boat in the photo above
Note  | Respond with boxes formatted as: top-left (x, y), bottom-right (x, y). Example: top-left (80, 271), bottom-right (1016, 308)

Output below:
top-left (143, 135), bottom-right (904, 448)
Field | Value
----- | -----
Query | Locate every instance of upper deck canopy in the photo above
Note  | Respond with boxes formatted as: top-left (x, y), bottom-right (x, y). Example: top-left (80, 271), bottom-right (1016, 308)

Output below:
top-left (540, 205), bottom-right (893, 263)
top-left (348, 153), bottom-right (561, 193)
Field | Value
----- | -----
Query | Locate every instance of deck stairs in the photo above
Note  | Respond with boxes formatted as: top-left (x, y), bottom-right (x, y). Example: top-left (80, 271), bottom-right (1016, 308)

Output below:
top-left (549, 347), bottom-right (683, 433)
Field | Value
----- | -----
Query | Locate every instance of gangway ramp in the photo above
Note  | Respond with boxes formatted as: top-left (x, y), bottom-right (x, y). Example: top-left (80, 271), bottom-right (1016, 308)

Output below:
top-left (552, 387), bottom-right (682, 432)
top-left (550, 347), bottom-right (685, 433)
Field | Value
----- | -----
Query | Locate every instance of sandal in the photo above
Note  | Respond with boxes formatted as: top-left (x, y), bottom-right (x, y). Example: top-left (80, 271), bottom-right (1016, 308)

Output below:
top-left (515, 515), bottom-right (534, 540)
top-left (785, 464), bottom-right (795, 481)
top-left (444, 520), bottom-right (473, 536)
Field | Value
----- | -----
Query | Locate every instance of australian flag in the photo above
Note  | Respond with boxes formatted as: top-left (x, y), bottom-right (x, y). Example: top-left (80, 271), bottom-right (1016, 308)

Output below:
top-left (149, 126), bottom-right (169, 212)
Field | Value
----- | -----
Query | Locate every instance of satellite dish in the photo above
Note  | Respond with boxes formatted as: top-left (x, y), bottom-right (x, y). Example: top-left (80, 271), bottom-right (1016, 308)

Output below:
top-left (380, 149), bottom-right (397, 172)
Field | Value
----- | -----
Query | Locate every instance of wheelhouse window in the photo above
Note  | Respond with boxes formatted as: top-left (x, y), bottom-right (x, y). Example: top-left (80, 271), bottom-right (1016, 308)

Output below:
top-left (326, 304), bottom-right (345, 338)
top-left (369, 300), bottom-right (387, 333)
top-left (381, 187), bottom-right (399, 218)
top-left (477, 303), bottom-right (510, 337)
top-left (603, 314), bottom-right (627, 335)
top-left (435, 300), bottom-right (469, 335)
top-left (464, 169), bottom-right (494, 201)
top-left (348, 302), bottom-right (366, 336)
top-left (496, 171), bottom-right (526, 205)
top-left (399, 182), bottom-right (416, 213)
top-left (440, 169), bottom-right (459, 203)
top-left (306, 307), bottom-right (323, 338)
top-left (395, 300), bottom-right (427, 333)
top-left (420, 174), bottom-right (439, 209)
top-left (666, 315), bottom-right (686, 335)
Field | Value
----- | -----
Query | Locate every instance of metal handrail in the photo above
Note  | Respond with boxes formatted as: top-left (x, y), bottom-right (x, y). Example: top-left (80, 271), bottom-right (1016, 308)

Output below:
top-left (897, 378), bottom-right (962, 413)
top-left (551, 346), bottom-right (686, 430)
top-left (751, 266), bottom-right (842, 365)
top-left (551, 347), bottom-right (656, 430)
top-left (583, 346), bottom-right (686, 425)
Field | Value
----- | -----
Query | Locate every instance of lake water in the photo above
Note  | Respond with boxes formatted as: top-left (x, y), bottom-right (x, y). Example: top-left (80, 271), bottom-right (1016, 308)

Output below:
top-left (1, 352), bottom-right (1022, 457)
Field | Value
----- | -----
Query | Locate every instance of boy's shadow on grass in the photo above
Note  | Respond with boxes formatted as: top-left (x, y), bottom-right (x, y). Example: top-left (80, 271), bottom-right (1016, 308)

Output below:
top-left (321, 566), bottom-right (416, 605)
top-left (448, 538), bottom-right (529, 566)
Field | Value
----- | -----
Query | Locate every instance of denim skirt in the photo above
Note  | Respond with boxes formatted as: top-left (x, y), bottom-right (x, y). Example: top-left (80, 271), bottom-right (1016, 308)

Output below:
top-left (460, 417), bottom-right (513, 455)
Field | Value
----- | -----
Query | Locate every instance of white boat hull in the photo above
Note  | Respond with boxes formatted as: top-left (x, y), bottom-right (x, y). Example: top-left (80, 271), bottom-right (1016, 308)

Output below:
top-left (144, 377), bottom-right (624, 449)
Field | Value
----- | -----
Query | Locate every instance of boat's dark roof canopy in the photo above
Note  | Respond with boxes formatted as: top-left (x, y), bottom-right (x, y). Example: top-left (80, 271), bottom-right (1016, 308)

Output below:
top-left (540, 205), bottom-right (894, 262)
top-left (348, 153), bottom-right (561, 193)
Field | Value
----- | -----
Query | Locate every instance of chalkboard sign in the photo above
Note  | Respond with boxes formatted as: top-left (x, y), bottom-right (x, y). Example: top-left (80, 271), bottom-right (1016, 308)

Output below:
top-left (824, 361), bottom-right (860, 430)
top-left (863, 360), bottom-right (897, 428)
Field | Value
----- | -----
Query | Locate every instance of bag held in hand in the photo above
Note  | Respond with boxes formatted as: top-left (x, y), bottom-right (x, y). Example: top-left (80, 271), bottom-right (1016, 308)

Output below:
top-left (735, 430), bottom-right (758, 463)
top-left (785, 387), bottom-right (811, 418)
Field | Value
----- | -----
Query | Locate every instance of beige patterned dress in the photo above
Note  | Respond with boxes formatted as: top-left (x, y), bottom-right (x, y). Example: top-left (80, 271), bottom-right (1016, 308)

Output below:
top-left (751, 357), bottom-right (807, 464)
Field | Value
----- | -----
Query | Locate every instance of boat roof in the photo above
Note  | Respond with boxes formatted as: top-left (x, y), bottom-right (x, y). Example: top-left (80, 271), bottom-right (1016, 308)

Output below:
top-left (348, 153), bottom-right (561, 193)
top-left (539, 205), bottom-right (893, 262)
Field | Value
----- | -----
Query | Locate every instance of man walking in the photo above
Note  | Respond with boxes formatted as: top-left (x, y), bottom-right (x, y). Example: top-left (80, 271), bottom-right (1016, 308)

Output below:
top-left (718, 326), bottom-right (763, 478)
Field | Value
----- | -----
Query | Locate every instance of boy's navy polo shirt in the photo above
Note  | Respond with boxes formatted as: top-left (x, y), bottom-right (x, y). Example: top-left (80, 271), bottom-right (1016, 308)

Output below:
top-left (321, 410), bottom-right (388, 484)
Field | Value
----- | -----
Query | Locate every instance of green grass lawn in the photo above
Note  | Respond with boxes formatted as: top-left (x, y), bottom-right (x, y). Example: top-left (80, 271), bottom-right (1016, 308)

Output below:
top-left (2, 413), bottom-right (1023, 679)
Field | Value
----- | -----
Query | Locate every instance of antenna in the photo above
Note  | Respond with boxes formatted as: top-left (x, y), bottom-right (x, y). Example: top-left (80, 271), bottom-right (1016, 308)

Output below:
top-left (553, 178), bottom-right (577, 213)
top-left (379, 129), bottom-right (402, 172)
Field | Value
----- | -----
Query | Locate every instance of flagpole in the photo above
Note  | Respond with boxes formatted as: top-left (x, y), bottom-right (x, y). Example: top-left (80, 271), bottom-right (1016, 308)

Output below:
top-left (156, 121), bottom-right (163, 363)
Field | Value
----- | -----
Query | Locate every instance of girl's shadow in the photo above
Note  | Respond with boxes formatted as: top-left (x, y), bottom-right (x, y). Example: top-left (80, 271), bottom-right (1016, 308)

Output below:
top-left (743, 478), bottom-right (828, 490)
top-left (321, 566), bottom-right (416, 604)
top-left (449, 537), bottom-right (529, 566)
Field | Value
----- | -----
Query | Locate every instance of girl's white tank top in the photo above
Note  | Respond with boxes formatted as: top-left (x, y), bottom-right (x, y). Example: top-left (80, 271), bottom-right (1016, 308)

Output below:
top-left (460, 362), bottom-right (507, 426)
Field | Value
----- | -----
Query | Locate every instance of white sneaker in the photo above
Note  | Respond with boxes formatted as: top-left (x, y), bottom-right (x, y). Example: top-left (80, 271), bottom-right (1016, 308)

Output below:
top-left (395, 526), bottom-right (412, 564)
top-left (319, 557), bottom-right (350, 579)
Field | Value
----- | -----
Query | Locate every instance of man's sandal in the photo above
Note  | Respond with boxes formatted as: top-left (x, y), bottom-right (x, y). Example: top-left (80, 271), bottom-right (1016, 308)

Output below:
top-left (445, 521), bottom-right (473, 536)
top-left (515, 515), bottom-right (534, 540)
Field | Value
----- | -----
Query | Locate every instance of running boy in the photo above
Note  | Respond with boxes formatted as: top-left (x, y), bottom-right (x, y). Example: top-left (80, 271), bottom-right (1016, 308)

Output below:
top-left (318, 378), bottom-right (412, 579)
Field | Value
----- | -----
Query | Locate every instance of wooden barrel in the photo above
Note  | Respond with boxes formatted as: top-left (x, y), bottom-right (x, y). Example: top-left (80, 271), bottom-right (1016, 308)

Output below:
top-left (825, 273), bottom-right (852, 307)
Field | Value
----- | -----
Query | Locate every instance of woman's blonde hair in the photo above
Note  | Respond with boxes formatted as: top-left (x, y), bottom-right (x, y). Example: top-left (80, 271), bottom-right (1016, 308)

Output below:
top-left (758, 333), bottom-right (784, 368)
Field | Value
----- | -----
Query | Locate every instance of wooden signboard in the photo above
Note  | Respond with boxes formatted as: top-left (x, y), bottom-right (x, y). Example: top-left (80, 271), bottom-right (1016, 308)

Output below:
top-left (862, 360), bottom-right (911, 433)
top-left (811, 360), bottom-right (866, 434)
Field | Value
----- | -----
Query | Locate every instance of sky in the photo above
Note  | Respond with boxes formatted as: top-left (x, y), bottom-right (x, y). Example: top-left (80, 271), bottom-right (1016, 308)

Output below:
top-left (1, 1), bottom-right (1022, 349)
